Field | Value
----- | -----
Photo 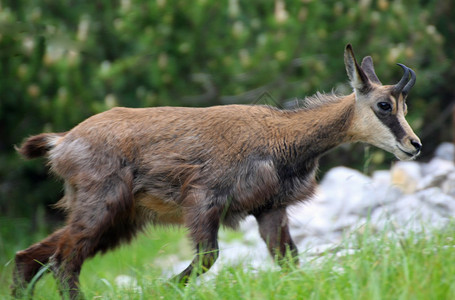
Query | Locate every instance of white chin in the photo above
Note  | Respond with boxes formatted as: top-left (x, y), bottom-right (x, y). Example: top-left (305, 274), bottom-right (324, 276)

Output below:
top-left (394, 152), bottom-right (415, 161)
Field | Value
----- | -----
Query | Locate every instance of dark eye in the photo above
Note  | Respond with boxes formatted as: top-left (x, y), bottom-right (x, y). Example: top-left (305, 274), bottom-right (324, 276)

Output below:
top-left (377, 102), bottom-right (392, 111)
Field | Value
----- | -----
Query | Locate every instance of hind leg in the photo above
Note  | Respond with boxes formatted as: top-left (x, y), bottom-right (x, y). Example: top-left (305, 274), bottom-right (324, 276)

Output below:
top-left (50, 172), bottom-right (135, 299)
top-left (50, 218), bottom-right (138, 299)
top-left (11, 227), bottom-right (67, 298)
top-left (12, 186), bottom-right (76, 297)
top-left (49, 227), bottom-right (88, 300)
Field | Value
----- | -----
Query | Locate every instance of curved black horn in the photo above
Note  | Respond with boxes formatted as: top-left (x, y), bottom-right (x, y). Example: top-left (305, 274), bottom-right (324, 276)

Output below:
top-left (402, 67), bottom-right (416, 96)
top-left (393, 63), bottom-right (410, 94)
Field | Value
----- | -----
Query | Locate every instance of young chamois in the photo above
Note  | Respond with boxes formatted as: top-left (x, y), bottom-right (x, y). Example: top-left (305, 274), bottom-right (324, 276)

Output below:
top-left (12, 44), bottom-right (421, 299)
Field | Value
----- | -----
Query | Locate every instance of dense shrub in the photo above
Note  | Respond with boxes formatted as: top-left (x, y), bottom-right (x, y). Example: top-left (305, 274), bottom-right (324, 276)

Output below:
top-left (1, 0), bottom-right (453, 219)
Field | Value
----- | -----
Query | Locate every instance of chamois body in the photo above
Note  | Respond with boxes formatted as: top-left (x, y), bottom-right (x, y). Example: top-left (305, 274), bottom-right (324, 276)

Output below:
top-left (12, 45), bottom-right (422, 299)
top-left (51, 100), bottom-right (354, 226)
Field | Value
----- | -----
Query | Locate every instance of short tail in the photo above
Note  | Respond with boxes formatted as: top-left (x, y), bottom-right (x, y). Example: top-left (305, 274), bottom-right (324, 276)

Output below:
top-left (16, 132), bottom-right (67, 159)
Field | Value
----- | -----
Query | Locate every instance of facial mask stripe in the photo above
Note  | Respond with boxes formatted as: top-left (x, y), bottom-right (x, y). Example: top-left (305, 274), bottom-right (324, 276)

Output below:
top-left (374, 111), bottom-right (406, 141)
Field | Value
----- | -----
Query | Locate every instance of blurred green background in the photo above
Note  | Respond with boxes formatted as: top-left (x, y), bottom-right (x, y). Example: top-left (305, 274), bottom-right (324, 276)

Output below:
top-left (0, 0), bottom-right (454, 229)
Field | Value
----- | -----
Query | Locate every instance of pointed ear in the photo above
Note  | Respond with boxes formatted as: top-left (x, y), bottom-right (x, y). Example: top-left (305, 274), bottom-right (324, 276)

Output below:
top-left (344, 44), bottom-right (371, 93)
top-left (361, 56), bottom-right (382, 85)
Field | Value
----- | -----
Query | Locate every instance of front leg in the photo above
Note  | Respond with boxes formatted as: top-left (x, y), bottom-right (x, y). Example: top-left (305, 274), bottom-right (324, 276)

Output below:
top-left (254, 207), bottom-right (299, 266)
top-left (172, 203), bottom-right (221, 284)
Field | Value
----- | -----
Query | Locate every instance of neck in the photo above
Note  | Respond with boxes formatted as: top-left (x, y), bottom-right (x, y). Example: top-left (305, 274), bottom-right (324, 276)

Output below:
top-left (272, 94), bottom-right (356, 175)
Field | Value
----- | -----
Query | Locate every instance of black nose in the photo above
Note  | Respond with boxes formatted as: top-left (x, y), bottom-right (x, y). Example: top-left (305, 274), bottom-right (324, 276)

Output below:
top-left (411, 139), bottom-right (422, 152)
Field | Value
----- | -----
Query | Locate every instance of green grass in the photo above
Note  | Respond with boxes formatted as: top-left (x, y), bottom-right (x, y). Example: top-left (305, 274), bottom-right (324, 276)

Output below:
top-left (1, 220), bottom-right (455, 299)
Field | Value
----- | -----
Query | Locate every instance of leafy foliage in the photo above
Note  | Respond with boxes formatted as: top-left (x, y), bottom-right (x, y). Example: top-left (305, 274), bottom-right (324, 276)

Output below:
top-left (0, 0), bottom-right (454, 218)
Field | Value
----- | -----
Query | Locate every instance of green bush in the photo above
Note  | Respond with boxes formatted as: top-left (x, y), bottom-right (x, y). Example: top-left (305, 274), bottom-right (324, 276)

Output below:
top-left (0, 0), bottom-right (453, 218)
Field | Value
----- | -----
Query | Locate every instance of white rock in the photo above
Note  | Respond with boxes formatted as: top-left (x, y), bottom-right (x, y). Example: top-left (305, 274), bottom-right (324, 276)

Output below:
top-left (320, 166), bottom-right (403, 217)
top-left (114, 275), bottom-right (142, 294)
top-left (418, 174), bottom-right (448, 190)
top-left (421, 157), bottom-right (454, 177)
top-left (331, 215), bottom-right (361, 233)
top-left (239, 216), bottom-right (262, 245)
top-left (390, 161), bottom-right (422, 193)
top-left (370, 188), bottom-right (453, 234)
top-left (434, 142), bottom-right (454, 161)
top-left (318, 166), bottom-right (372, 217)
top-left (372, 170), bottom-right (391, 186)
top-left (217, 240), bottom-right (271, 270)
top-left (442, 171), bottom-right (455, 196)
top-left (417, 187), bottom-right (455, 215)
top-left (289, 198), bottom-right (334, 237)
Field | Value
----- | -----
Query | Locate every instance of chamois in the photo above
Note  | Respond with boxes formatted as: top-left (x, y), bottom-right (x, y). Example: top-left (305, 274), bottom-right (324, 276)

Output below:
top-left (12, 44), bottom-right (421, 299)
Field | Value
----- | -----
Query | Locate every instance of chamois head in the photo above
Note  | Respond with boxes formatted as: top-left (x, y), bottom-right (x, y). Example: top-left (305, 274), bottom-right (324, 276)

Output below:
top-left (344, 44), bottom-right (421, 160)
